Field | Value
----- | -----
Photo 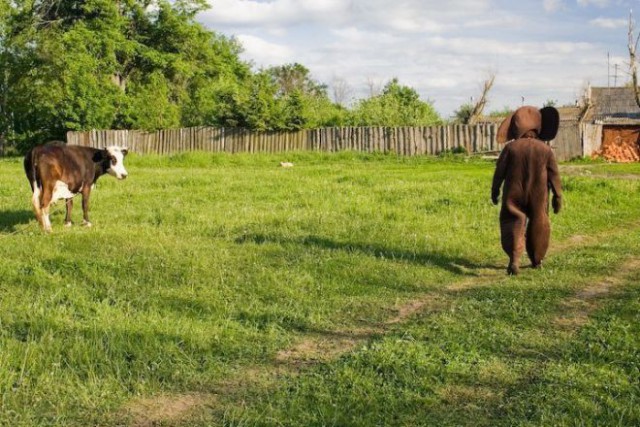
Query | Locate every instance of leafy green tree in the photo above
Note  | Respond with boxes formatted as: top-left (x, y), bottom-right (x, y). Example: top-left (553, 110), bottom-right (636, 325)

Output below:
top-left (1, 0), bottom-right (258, 149)
top-left (261, 63), bottom-right (347, 130)
top-left (266, 63), bottom-right (326, 97)
top-left (453, 103), bottom-right (474, 124)
top-left (350, 78), bottom-right (442, 126)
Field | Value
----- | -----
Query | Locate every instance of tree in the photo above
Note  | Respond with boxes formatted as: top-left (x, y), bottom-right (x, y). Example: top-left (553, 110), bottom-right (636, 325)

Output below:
top-left (628, 10), bottom-right (640, 109)
top-left (350, 78), bottom-right (442, 126)
top-left (0, 0), bottom-right (259, 148)
top-left (259, 63), bottom-right (347, 130)
top-left (467, 74), bottom-right (495, 125)
top-left (266, 63), bottom-right (326, 97)
top-left (453, 102), bottom-right (474, 124)
top-left (331, 76), bottom-right (352, 106)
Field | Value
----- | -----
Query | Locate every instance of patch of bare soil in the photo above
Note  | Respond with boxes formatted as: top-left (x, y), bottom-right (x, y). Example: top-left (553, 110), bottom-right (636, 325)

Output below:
top-left (554, 258), bottom-right (640, 329)
top-left (275, 295), bottom-right (452, 365)
top-left (123, 393), bottom-right (212, 427)
top-left (275, 327), bottom-right (379, 365)
top-left (437, 384), bottom-right (500, 405)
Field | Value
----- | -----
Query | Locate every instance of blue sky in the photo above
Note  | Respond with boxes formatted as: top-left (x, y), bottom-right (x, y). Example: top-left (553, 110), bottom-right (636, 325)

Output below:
top-left (198, 0), bottom-right (637, 117)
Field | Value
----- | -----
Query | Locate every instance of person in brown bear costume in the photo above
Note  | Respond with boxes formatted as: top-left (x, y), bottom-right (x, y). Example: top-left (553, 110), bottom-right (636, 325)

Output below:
top-left (491, 106), bottom-right (563, 275)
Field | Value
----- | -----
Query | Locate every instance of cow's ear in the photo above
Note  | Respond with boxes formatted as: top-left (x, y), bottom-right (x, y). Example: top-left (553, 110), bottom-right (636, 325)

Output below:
top-left (92, 149), bottom-right (107, 163)
top-left (121, 148), bottom-right (129, 156)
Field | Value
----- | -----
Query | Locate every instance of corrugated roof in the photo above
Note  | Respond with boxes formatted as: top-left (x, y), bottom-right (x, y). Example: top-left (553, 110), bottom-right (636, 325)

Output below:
top-left (557, 106), bottom-right (583, 122)
top-left (590, 87), bottom-right (640, 122)
top-left (478, 106), bottom-right (583, 124)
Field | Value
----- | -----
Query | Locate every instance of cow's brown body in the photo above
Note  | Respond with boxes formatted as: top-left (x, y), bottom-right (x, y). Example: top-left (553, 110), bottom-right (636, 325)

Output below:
top-left (491, 106), bottom-right (562, 275)
top-left (24, 142), bottom-right (128, 232)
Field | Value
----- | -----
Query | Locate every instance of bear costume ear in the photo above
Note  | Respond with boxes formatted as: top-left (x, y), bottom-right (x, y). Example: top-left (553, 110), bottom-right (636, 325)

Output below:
top-left (496, 111), bottom-right (516, 144)
top-left (538, 106), bottom-right (560, 142)
top-left (496, 106), bottom-right (560, 144)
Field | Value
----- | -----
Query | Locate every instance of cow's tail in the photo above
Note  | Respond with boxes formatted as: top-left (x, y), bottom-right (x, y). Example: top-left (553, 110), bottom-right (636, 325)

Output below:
top-left (24, 147), bottom-right (43, 223)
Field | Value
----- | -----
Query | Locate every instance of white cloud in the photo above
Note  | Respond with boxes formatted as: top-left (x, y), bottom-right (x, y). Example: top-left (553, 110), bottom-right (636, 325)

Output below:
top-left (201, 0), bottom-right (349, 28)
top-left (589, 17), bottom-right (628, 29)
top-left (543, 0), bottom-right (565, 13)
top-left (235, 35), bottom-right (294, 66)
top-left (331, 27), bottom-right (402, 46)
top-left (577, 0), bottom-right (610, 7)
top-left (202, 0), bottom-right (496, 34)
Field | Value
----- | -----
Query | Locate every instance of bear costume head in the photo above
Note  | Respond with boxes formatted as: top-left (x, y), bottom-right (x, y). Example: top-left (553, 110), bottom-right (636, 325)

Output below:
top-left (496, 106), bottom-right (560, 144)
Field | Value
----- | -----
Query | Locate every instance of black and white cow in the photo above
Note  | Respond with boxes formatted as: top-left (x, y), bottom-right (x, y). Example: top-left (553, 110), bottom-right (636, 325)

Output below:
top-left (24, 142), bottom-right (128, 232)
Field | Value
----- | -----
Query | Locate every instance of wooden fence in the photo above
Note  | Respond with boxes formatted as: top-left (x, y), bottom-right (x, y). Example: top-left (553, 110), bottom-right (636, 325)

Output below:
top-left (65, 122), bottom-right (588, 161)
top-left (66, 124), bottom-right (500, 157)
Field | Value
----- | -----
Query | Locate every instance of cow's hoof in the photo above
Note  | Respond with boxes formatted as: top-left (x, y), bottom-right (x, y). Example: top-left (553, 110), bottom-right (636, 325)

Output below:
top-left (507, 265), bottom-right (520, 276)
top-left (64, 221), bottom-right (73, 228)
top-left (81, 220), bottom-right (92, 227)
top-left (44, 227), bottom-right (52, 233)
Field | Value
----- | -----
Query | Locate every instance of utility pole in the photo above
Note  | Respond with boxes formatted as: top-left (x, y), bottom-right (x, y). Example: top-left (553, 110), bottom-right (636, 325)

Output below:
top-left (607, 52), bottom-right (610, 88)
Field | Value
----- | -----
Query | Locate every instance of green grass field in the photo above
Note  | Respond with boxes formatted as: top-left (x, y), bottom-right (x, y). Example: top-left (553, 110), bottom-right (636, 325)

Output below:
top-left (1, 152), bottom-right (639, 426)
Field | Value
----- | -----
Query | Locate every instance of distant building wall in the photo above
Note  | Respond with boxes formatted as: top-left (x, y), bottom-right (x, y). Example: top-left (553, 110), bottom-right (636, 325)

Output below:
top-left (581, 123), bottom-right (603, 157)
top-left (550, 122), bottom-right (582, 161)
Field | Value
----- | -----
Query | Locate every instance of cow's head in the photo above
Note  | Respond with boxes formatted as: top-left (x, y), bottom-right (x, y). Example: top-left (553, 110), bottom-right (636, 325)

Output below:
top-left (95, 146), bottom-right (129, 179)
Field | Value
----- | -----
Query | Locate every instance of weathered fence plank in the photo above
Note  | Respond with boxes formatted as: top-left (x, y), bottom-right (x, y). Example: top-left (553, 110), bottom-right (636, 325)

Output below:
top-left (65, 123), bottom-right (545, 158)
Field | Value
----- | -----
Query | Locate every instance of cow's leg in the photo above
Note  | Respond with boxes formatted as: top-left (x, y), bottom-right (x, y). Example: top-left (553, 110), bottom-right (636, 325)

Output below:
top-left (31, 182), bottom-right (44, 227)
top-left (40, 183), bottom-right (54, 233)
top-left (64, 198), bottom-right (73, 227)
top-left (81, 188), bottom-right (92, 227)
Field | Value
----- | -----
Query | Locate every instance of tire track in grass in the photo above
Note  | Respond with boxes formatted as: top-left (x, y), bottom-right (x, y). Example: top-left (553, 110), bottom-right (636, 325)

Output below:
top-left (277, 219), bottom-right (640, 364)
top-left (122, 220), bottom-right (640, 425)
top-left (559, 164), bottom-right (640, 180)
top-left (554, 257), bottom-right (640, 330)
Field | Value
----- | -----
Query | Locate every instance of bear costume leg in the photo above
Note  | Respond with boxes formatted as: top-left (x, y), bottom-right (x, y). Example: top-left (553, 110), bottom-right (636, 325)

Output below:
top-left (525, 212), bottom-right (550, 268)
top-left (500, 204), bottom-right (527, 275)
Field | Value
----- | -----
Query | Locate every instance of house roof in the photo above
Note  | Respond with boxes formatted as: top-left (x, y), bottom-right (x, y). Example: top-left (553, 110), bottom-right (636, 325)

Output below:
top-left (556, 106), bottom-right (583, 122)
top-left (588, 87), bottom-right (640, 123)
top-left (477, 106), bottom-right (583, 125)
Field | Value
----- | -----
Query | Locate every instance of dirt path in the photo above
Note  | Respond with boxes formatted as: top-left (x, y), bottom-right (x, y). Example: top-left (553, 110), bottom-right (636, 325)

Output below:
top-left (560, 164), bottom-right (640, 180)
top-left (123, 221), bottom-right (640, 426)
top-left (554, 257), bottom-right (640, 330)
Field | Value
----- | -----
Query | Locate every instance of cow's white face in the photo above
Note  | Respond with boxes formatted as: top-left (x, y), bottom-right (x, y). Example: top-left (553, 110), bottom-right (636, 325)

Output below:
top-left (106, 146), bottom-right (128, 179)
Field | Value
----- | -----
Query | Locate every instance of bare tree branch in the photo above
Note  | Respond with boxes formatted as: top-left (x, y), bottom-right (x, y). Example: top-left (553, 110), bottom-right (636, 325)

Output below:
top-left (331, 76), bottom-right (352, 106)
top-left (467, 73), bottom-right (496, 125)
top-left (365, 77), bottom-right (382, 98)
top-left (628, 10), bottom-right (640, 109)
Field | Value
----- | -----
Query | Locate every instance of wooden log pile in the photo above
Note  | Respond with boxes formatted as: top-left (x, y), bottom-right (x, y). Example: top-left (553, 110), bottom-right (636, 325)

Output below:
top-left (592, 131), bottom-right (640, 163)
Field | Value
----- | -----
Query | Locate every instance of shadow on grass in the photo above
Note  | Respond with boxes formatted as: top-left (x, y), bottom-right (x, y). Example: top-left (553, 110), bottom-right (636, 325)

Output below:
top-left (0, 209), bottom-right (34, 233)
top-left (235, 233), bottom-right (503, 276)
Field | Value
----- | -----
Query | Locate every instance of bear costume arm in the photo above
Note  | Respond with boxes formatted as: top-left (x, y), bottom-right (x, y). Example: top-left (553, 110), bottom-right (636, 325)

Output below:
top-left (547, 150), bottom-right (562, 214)
top-left (491, 145), bottom-right (510, 205)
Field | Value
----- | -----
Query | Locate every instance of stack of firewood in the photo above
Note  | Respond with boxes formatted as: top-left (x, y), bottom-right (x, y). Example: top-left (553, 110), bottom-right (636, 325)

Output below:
top-left (592, 138), bottom-right (640, 162)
